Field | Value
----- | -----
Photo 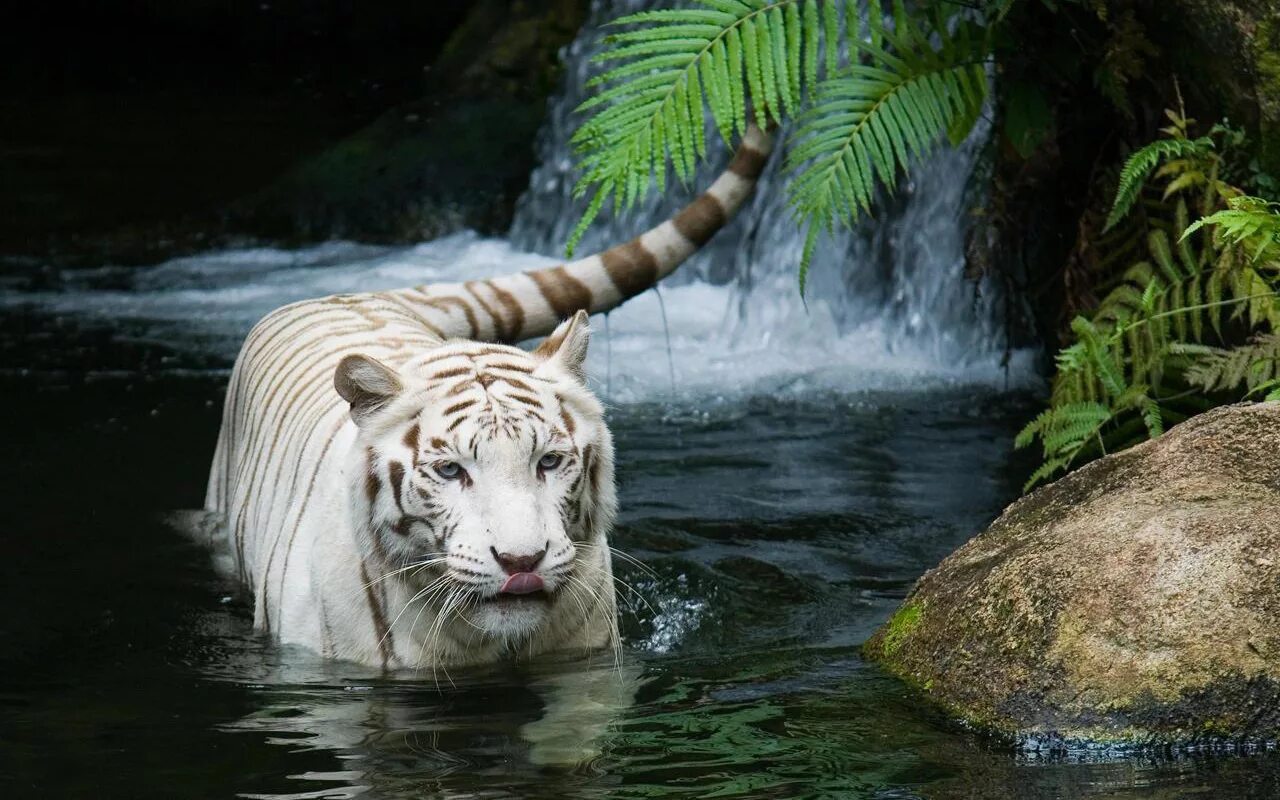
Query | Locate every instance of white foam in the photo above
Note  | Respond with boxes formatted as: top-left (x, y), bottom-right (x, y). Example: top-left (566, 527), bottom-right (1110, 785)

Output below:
top-left (8, 230), bottom-right (1036, 402)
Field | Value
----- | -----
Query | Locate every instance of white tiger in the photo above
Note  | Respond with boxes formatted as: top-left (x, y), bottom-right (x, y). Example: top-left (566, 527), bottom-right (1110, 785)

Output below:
top-left (204, 125), bottom-right (773, 668)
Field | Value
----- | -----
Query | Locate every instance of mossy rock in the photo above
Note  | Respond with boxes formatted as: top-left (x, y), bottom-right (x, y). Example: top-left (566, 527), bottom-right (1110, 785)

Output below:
top-left (865, 403), bottom-right (1280, 747)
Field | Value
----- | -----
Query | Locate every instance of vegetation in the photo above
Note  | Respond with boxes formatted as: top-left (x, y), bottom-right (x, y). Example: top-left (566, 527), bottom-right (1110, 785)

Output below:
top-left (571, 0), bottom-right (1280, 489)
top-left (1017, 108), bottom-right (1280, 489)
top-left (567, 0), bottom-right (991, 289)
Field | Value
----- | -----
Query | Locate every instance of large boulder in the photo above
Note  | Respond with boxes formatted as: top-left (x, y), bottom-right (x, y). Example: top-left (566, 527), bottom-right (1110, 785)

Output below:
top-left (864, 403), bottom-right (1280, 746)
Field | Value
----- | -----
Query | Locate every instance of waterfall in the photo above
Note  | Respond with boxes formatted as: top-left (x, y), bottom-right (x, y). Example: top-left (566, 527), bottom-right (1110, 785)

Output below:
top-left (7, 0), bottom-right (1036, 402)
top-left (510, 0), bottom-right (1033, 397)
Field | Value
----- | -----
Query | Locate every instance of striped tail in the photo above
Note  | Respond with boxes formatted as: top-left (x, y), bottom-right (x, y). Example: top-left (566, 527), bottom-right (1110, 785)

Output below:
top-left (386, 124), bottom-right (774, 344)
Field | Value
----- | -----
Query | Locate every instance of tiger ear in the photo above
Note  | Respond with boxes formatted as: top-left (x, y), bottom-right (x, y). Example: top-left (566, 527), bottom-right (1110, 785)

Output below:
top-left (533, 309), bottom-right (590, 381)
top-left (334, 354), bottom-right (403, 426)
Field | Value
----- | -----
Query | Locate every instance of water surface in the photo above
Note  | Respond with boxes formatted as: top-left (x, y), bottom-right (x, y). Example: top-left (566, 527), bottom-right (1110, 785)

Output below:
top-left (5, 279), bottom-right (1280, 798)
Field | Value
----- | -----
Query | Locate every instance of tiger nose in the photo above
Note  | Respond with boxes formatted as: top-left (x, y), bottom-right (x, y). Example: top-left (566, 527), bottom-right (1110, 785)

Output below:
top-left (490, 544), bottom-right (547, 575)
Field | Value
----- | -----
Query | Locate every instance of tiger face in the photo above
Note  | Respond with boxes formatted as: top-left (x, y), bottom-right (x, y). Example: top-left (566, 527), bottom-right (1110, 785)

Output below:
top-left (334, 311), bottom-right (617, 649)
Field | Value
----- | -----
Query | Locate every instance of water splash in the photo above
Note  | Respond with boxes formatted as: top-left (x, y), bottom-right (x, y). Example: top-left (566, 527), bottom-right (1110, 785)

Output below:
top-left (511, 0), bottom-right (1035, 395)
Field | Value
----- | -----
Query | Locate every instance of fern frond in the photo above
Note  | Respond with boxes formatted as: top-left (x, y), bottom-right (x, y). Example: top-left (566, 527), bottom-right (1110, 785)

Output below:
top-left (1022, 457), bottom-right (1072, 492)
top-left (1256, 378), bottom-right (1280, 402)
top-left (1184, 195), bottom-right (1280, 265)
top-left (1023, 112), bottom-right (1277, 490)
top-left (1016, 401), bottom-right (1113, 490)
top-left (569, 0), bottom-right (990, 278)
top-left (569, 0), bottom-right (858, 256)
top-left (573, 1), bottom-right (798, 252)
top-left (1104, 136), bottom-right (1213, 232)
top-left (787, 13), bottom-right (989, 280)
top-left (1183, 334), bottom-right (1280, 394)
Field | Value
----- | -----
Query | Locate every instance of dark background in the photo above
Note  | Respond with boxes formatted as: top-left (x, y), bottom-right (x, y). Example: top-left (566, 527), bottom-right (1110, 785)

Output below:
top-left (1, 0), bottom-right (583, 267)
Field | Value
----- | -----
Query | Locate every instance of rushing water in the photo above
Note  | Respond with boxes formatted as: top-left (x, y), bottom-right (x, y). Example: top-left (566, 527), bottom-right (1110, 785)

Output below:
top-left (6, 1), bottom-right (1280, 798)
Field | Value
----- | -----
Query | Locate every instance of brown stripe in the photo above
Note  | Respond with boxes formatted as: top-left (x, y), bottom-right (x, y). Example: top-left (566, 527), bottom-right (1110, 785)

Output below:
top-left (464, 281), bottom-right (510, 341)
top-left (403, 423), bottom-right (420, 457)
top-left (444, 398), bottom-right (477, 415)
top-left (600, 239), bottom-right (660, 301)
top-left (417, 351), bottom-right (470, 369)
top-left (559, 404), bottom-right (576, 435)
top-left (358, 561), bottom-right (394, 669)
top-left (495, 375), bottom-right (535, 393)
top-left (672, 192), bottom-right (728, 247)
top-left (507, 393), bottom-right (543, 408)
top-left (727, 142), bottom-right (768, 179)
top-left (365, 447), bottom-right (380, 503)
top-left (447, 416), bottom-right (467, 432)
top-left (484, 280), bottom-right (526, 343)
top-left (527, 265), bottom-right (593, 318)
top-left (430, 437), bottom-right (448, 450)
top-left (481, 361), bottom-right (534, 374)
top-left (474, 345), bottom-right (525, 357)
top-left (429, 366), bottom-right (472, 381)
top-left (422, 296), bottom-right (479, 339)
top-left (584, 443), bottom-right (600, 491)
top-left (388, 461), bottom-right (405, 511)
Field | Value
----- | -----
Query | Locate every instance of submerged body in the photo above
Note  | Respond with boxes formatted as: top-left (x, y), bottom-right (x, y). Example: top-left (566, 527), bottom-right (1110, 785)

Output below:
top-left (204, 125), bottom-right (773, 668)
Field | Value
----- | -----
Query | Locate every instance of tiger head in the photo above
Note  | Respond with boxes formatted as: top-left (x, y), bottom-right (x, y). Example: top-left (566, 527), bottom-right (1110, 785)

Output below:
top-left (333, 311), bottom-right (617, 650)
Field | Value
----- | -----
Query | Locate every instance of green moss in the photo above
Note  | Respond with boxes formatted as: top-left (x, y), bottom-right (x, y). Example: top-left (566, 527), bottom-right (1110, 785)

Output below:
top-left (1254, 14), bottom-right (1280, 174)
top-left (881, 601), bottom-right (925, 658)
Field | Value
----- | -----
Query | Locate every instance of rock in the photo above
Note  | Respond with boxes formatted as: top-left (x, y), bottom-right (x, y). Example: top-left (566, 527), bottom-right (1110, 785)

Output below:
top-left (233, 0), bottom-right (590, 243)
top-left (1162, 0), bottom-right (1280, 174)
top-left (864, 402), bottom-right (1280, 746)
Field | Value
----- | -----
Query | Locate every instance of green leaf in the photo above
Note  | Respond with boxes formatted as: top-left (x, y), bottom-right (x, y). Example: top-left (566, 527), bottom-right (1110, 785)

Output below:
top-left (787, 17), bottom-right (989, 271)
top-left (1105, 136), bottom-right (1214, 232)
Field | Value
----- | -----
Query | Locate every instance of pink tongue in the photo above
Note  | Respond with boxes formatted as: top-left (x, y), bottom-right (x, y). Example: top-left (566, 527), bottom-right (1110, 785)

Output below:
top-left (499, 572), bottom-right (545, 595)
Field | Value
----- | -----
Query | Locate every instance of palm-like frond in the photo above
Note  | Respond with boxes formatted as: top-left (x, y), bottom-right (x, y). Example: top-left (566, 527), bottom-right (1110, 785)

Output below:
top-left (1024, 114), bottom-right (1280, 490)
top-left (1104, 136), bottom-right (1214, 231)
top-left (567, 0), bottom-right (990, 274)
top-left (1183, 195), bottom-right (1280, 263)
top-left (786, 13), bottom-right (988, 289)
top-left (569, 0), bottom-right (853, 255)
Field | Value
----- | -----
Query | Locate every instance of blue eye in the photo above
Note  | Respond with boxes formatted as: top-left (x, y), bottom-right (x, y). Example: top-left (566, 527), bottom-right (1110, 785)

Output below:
top-left (538, 453), bottom-right (563, 471)
top-left (434, 461), bottom-right (463, 480)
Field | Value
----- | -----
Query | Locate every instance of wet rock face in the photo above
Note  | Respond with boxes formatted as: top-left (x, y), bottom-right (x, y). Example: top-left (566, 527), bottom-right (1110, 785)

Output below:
top-left (865, 403), bottom-right (1280, 745)
top-left (235, 0), bottom-right (591, 245)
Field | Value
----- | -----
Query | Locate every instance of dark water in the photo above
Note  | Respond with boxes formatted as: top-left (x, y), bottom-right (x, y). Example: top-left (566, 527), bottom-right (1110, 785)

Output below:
top-left (5, 306), bottom-right (1280, 799)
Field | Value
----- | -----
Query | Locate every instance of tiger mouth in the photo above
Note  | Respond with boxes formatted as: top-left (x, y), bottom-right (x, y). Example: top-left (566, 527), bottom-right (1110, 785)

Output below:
top-left (484, 588), bottom-right (551, 604)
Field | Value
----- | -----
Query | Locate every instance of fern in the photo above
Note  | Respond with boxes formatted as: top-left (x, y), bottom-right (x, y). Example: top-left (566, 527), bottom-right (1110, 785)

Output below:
top-left (1021, 110), bottom-right (1280, 489)
top-left (1183, 195), bottom-right (1280, 264)
top-left (1182, 334), bottom-right (1280, 395)
top-left (568, 0), bottom-right (992, 289)
top-left (787, 13), bottom-right (988, 283)
top-left (1104, 136), bottom-right (1213, 231)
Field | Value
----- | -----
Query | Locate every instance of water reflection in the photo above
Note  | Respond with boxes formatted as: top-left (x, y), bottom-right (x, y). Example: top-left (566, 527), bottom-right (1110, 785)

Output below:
top-left (6, 341), bottom-right (1280, 797)
top-left (184, 392), bottom-right (1034, 799)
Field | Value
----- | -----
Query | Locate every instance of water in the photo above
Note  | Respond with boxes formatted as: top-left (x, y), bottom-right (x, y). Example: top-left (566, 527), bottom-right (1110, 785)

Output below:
top-left (6, 317), bottom-right (1280, 798)
top-left (511, 0), bottom-right (1021, 376)
top-left (6, 1), bottom-right (1280, 797)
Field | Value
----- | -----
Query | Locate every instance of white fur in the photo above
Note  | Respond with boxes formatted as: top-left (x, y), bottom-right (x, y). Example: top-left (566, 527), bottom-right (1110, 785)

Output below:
top-left (208, 305), bottom-right (619, 669)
